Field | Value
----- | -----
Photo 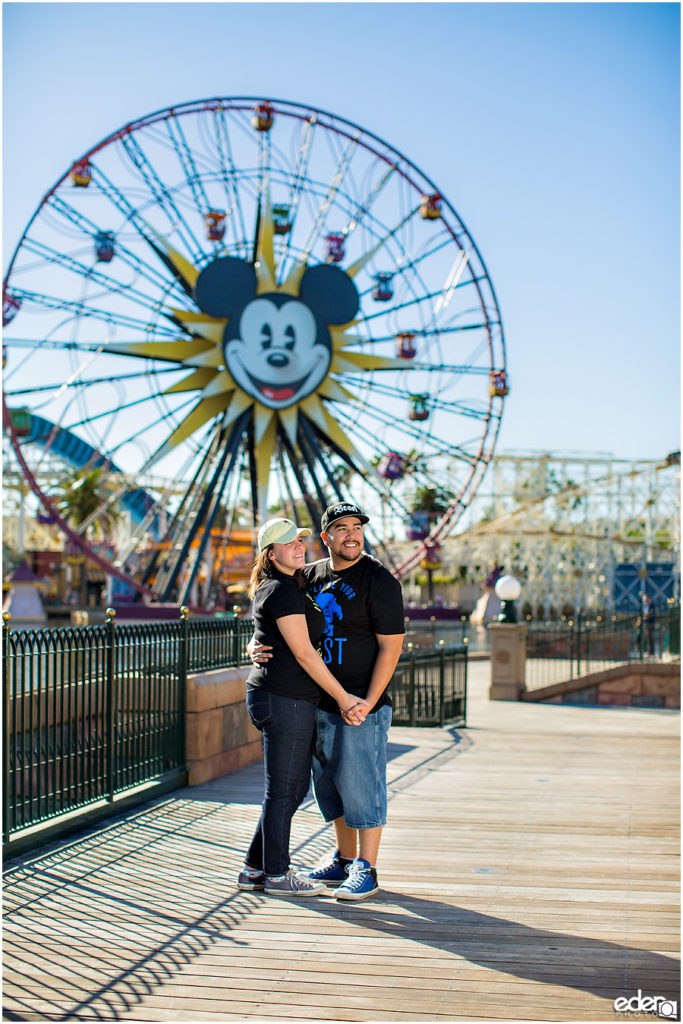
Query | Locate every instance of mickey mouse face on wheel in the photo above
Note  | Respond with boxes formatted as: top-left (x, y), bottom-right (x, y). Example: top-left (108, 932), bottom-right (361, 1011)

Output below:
top-left (193, 257), bottom-right (360, 410)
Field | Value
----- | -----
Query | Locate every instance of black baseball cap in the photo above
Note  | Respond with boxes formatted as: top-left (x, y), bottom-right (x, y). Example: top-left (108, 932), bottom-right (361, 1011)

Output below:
top-left (321, 502), bottom-right (369, 532)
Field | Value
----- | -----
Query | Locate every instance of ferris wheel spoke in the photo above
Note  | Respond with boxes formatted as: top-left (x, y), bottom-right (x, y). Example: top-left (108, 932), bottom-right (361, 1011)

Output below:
top-left (299, 415), bottom-right (401, 564)
top-left (211, 107), bottom-right (251, 259)
top-left (165, 114), bottom-right (214, 218)
top-left (299, 129), bottom-right (362, 262)
top-left (357, 287), bottom-right (497, 329)
top-left (296, 422), bottom-right (332, 513)
top-left (298, 415), bottom-right (347, 505)
top-left (273, 115), bottom-right (317, 284)
top-left (277, 426), bottom-right (324, 532)
top-left (8, 286), bottom-right (181, 338)
top-left (61, 391), bottom-right (196, 436)
top-left (345, 203), bottom-right (424, 287)
top-left (334, 373), bottom-right (491, 423)
top-left (333, 401), bottom-right (479, 467)
top-left (154, 415), bottom-right (242, 598)
top-left (44, 193), bottom-right (102, 239)
top-left (104, 403), bottom-right (189, 466)
top-left (273, 446), bottom-right (299, 521)
top-left (257, 129), bottom-right (272, 223)
top-left (286, 113), bottom-right (317, 215)
top-left (73, 167), bottom-right (204, 300)
top-left (118, 132), bottom-right (204, 261)
top-left (344, 161), bottom-right (398, 240)
top-left (129, 434), bottom-right (221, 575)
top-left (174, 412), bottom-right (247, 605)
top-left (376, 232), bottom-right (467, 309)
top-left (18, 236), bottom-right (184, 318)
top-left (5, 364), bottom-right (183, 398)
top-left (356, 281), bottom-right (437, 311)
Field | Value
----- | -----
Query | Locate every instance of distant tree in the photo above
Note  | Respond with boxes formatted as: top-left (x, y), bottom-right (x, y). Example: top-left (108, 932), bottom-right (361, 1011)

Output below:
top-left (53, 466), bottom-right (120, 541)
top-left (409, 484), bottom-right (452, 520)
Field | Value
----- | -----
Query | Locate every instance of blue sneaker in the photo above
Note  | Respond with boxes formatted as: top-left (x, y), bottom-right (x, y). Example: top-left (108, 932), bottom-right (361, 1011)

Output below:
top-left (307, 849), bottom-right (351, 887)
top-left (335, 858), bottom-right (379, 901)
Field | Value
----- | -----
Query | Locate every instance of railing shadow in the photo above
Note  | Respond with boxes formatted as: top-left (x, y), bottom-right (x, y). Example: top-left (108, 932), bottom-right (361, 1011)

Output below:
top-left (3, 726), bottom-right (678, 1020)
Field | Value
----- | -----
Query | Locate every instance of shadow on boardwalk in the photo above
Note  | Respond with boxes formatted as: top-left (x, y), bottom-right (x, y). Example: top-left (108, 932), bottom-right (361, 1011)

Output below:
top-left (3, 787), bottom-right (679, 1021)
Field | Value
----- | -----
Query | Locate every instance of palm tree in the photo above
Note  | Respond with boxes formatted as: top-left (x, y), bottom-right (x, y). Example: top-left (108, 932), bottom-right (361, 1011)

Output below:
top-left (409, 485), bottom-right (454, 605)
top-left (409, 484), bottom-right (453, 520)
top-left (53, 466), bottom-right (122, 605)
top-left (54, 466), bottom-right (121, 540)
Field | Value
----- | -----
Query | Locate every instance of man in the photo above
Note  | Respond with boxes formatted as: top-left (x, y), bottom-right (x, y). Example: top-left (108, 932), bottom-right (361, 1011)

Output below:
top-left (250, 502), bottom-right (405, 901)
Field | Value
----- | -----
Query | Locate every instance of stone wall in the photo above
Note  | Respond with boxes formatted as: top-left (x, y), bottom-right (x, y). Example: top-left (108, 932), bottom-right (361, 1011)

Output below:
top-left (521, 661), bottom-right (680, 709)
top-left (186, 666), bottom-right (262, 785)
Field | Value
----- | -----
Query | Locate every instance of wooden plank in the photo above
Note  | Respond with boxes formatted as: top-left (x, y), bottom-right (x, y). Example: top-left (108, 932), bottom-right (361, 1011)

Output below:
top-left (3, 660), bottom-right (679, 1022)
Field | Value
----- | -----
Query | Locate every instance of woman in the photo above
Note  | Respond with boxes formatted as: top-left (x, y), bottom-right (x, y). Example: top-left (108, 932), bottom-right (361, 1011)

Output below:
top-left (238, 516), bottom-right (366, 896)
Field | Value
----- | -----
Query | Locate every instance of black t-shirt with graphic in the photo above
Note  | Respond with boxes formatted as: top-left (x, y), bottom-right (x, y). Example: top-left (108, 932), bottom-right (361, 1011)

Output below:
top-left (247, 568), bottom-right (325, 704)
top-left (303, 554), bottom-right (405, 713)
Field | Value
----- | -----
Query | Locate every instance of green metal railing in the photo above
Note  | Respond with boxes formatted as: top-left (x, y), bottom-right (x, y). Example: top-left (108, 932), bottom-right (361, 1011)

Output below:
top-left (392, 641), bottom-right (468, 726)
top-left (187, 617), bottom-right (254, 672)
top-left (525, 604), bottom-right (680, 690)
top-left (4, 610), bottom-right (468, 855)
top-left (3, 609), bottom-right (191, 854)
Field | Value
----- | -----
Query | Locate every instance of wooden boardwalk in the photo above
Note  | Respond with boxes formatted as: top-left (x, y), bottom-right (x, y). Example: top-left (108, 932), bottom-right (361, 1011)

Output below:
top-left (3, 661), bottom-right (680, 1023)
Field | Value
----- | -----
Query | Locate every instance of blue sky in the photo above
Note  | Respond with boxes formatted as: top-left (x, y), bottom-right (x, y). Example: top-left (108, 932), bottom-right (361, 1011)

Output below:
top-left (3, 1), bottom-right (680, 462)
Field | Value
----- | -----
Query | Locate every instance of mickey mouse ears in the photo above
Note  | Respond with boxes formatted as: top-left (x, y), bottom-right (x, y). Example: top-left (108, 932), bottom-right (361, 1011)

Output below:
top-left (194, 257), bottom-right (257, 319)
top-left (299, 264), bottom-right (359, 325)
top-left (193, 256), bottom-right (359, 325)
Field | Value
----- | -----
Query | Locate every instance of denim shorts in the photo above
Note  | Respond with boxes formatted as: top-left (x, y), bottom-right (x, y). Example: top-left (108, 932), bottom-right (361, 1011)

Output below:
top-left (312, 705), bottom-right (392, 830)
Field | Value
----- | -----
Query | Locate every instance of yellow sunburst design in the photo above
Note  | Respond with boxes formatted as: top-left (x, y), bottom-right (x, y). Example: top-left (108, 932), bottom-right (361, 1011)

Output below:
top-left (98, 187), bottom-right (416, 521)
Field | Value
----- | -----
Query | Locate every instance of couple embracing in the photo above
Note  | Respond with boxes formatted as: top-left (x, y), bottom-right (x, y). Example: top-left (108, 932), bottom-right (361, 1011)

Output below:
top-left (238, 502), bottom-right (405, 901)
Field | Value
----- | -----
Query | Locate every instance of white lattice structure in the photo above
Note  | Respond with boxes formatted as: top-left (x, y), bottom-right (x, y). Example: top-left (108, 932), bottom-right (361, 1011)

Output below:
top-left (395, 450), bottom-right (680, 616)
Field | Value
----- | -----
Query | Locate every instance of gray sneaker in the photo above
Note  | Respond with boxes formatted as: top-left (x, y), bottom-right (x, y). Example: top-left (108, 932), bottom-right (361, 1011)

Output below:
top-left (264, 869), bottom-right (327, 896)
top-left (237, 867), bottom-right (265, 891)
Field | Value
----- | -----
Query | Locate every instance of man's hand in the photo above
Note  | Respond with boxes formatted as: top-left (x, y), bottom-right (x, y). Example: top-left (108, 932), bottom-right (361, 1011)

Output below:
top-left (248, 639), bottom-right (273, 665)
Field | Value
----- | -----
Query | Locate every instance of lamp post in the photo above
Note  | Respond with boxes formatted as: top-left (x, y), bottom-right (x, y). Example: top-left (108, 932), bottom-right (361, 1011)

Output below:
top-left (489, 575), bottom-right (527, 701)
top-left (495, 575), bottom-right (521, 623)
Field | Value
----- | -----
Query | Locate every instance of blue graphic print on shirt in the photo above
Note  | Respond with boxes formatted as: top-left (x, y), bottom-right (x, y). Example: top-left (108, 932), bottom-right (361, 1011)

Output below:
top-left (315, 592), bottom-right (343, 637)
top-left (312, 583), bottom-right (349, 666)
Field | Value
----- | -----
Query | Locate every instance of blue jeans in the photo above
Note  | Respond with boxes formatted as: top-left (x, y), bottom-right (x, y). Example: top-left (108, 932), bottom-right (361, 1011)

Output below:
top-left (312, 705), bottom-right (392, 829)
top-left (245, 689), bottom-right (317, 877)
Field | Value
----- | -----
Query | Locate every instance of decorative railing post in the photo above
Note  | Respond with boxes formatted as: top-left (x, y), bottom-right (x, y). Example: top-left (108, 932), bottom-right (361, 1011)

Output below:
top-left (407, 643), bottom-right (416, 727)
top-left (462, 638), bottom-right (469, 726)
top-left (179, 607), bottom-right (189, 764)
top-left (3, 613), bottom-right (11, 846)
top-left (576, 612), bottom-right (582, 677)
top-left (105, 608), bottom-right (117, 802)
top-left (438, 639), bottom-right (446, 727)
top-left (232, 619), bottom-right (241, 667)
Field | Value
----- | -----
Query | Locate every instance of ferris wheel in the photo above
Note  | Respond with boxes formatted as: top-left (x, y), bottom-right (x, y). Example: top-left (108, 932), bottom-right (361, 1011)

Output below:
top-left (2, 97), bottom-right (507, 604)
